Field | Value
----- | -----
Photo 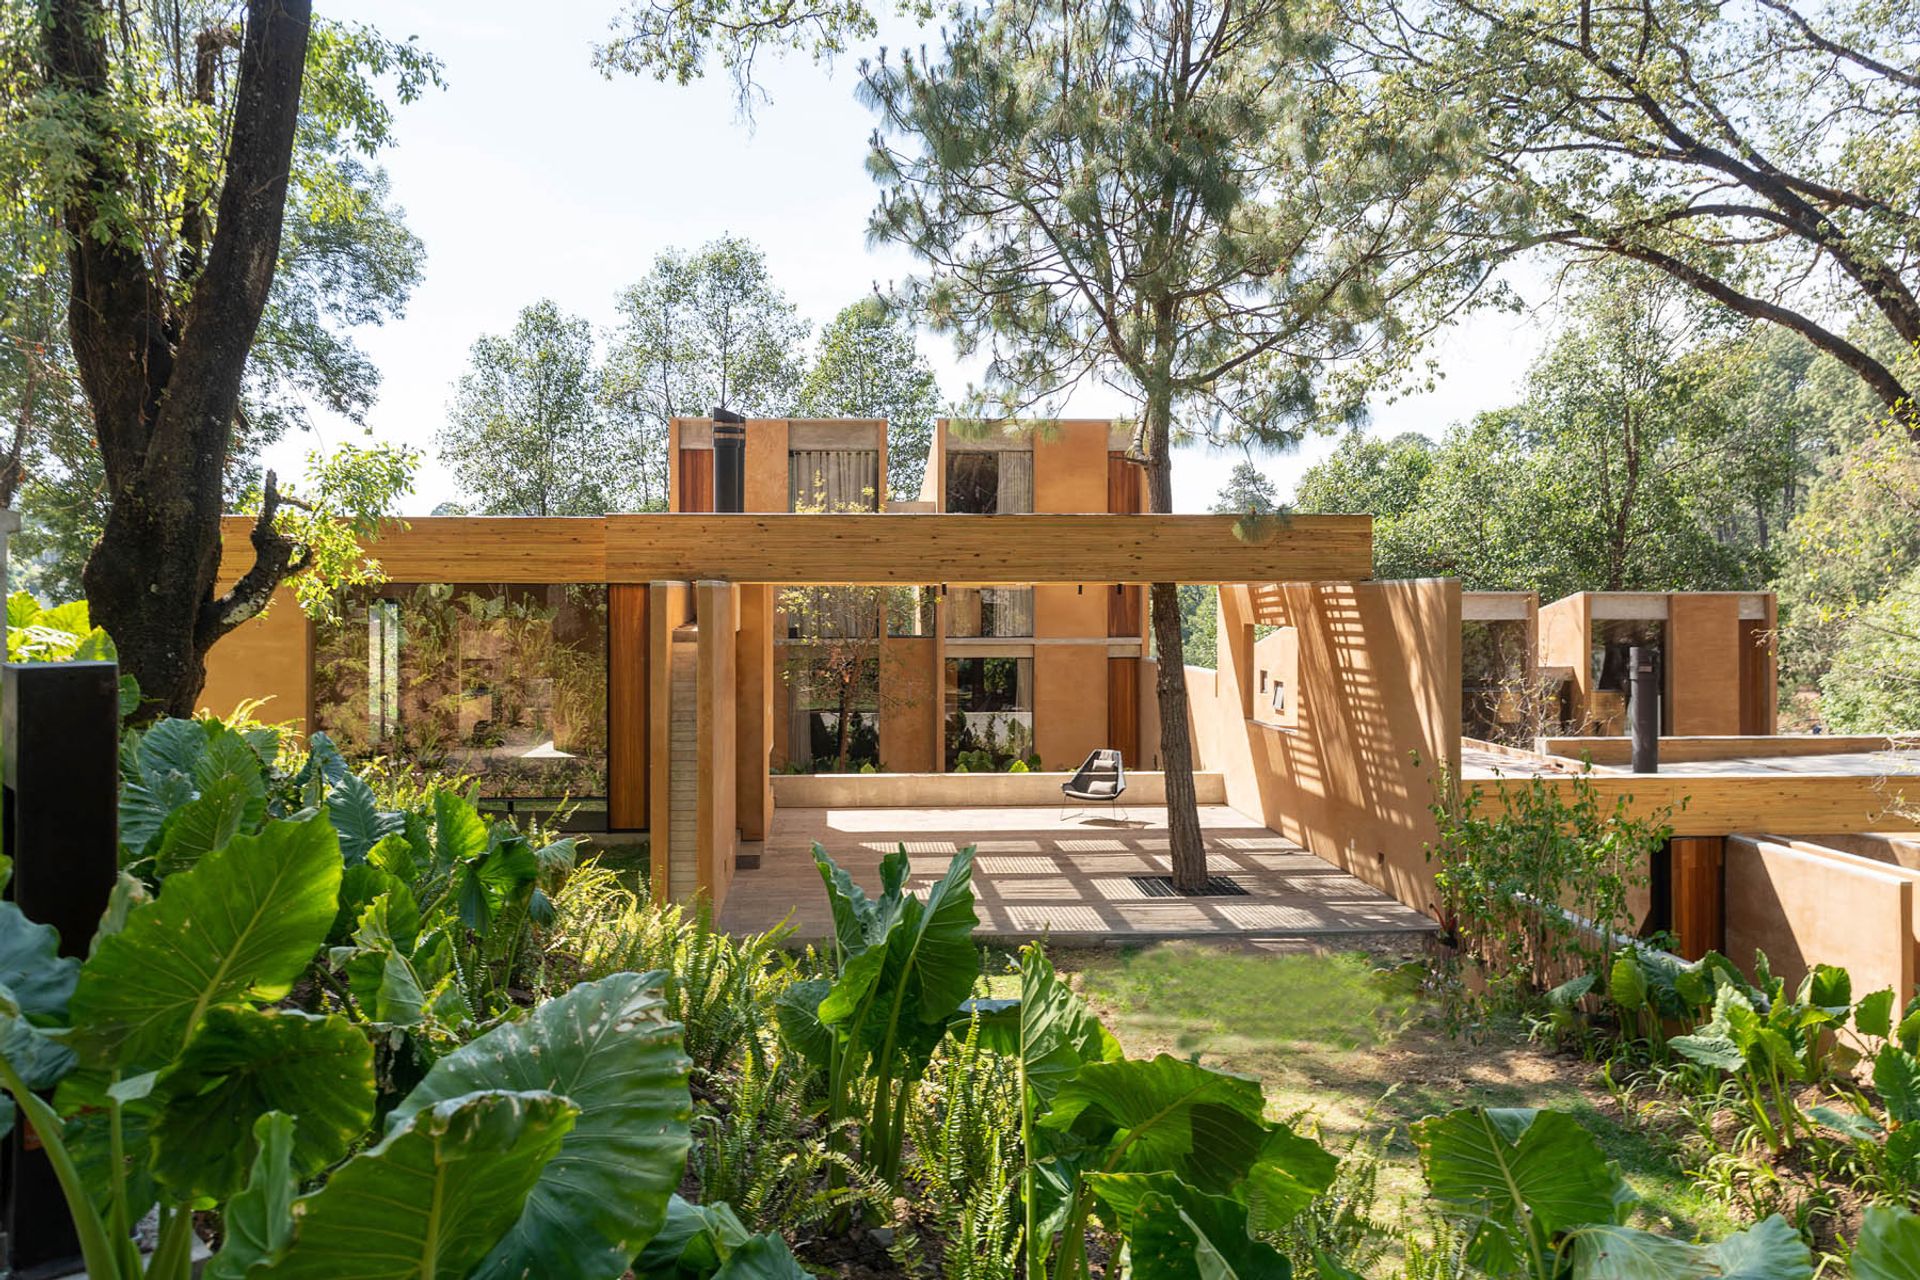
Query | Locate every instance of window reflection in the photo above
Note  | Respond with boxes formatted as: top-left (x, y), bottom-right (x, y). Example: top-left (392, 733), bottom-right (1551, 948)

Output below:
top-left (313, 583), bottom-right (609, 810)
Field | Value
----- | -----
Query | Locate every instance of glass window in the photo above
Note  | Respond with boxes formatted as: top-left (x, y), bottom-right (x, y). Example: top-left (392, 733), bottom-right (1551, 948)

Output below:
top-left (313, 583), bottom-right (609, 809)
top-left (945, 587), bottom-right (1035, 638)
top-left (783, 646), bottom-right (881, 772)
top-left (886, 586), bottom-right (937, 638)
top-left (944, 656), bottom-right (1035, 770)
top-left (945, 450), bottom-right (1033, 513)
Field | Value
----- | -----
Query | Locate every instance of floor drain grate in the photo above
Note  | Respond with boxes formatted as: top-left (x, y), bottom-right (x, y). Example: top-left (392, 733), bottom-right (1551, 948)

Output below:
top-left (1129, 874), bottom-right (1249, 898)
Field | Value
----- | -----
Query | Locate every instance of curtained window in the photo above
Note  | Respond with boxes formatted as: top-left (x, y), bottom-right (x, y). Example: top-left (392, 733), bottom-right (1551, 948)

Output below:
top-left (945, 449), bottom-right (1033, 514)
top-left (790, 450), bottom-right (880, 512)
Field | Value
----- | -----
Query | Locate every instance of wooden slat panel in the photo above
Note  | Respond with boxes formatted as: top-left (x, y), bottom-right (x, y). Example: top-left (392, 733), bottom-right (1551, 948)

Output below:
top-left (608, 585), bottom-right (648, 830)
top-left (1108, 657), bottom-right (1140, 765)
top-left (604, 513), bottom-right (1371, 584)
top-left (679, 449), bottom-right (714, 513)
top-left (1671, 836), bottom-right (1725, 959)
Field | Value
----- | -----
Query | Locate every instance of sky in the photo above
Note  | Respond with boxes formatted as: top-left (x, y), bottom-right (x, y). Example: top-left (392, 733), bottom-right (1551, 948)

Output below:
top-left (269, 0), bottom-right (1558, 514)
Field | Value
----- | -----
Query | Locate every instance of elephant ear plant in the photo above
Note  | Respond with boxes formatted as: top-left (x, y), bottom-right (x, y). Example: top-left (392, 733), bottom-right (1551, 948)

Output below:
top-left (775, 842), bottom-right (983, 1186)
top-left (976, 942), bottom-right (1339, 1280)
top-left (1411, 1104), bottom-right (1813, 1279)
top-left (0, 809), bottom-right (692, 1280)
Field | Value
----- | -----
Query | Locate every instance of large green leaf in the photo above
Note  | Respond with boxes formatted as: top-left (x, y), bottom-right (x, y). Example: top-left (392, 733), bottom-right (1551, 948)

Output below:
top-left (149, 1007), bottom-right (374, 1201)
top-left (974, 943), bottom-right (1122, 1104)
top-left (1876, 1045), bottom-right (1920, 1126)
top-left (388, 972), bottom-right (693, 1280)
top-left (1045, 1055), bottom-right (1274, 1197)
top-left (69, 814), bottom-right (343, 1068)
top-left (261, 1089), bottom-right (577, 1280)
top-left (1571, 1215), bottom-right (1812, 1279)
top-left (813, 841), bottom-right (906, 961)
top-left (1856, 1206), bottom-right (1920, 1280)
top-left (156, 772), bottom-right (260, 875)
top-left (634, 1195), bottom-right (810, 1280)
top-left (433, 788), bottom-right (489, 869)
top-left (205, 1111), bottom-right (297, 1280)
top-left (773, 977), bottom-right (834, 1070)
top-left (327, 772), bottom-right (403, 865)
top-left (1088, 1174), bottom-right (1292, 1280)
top-left (1412, 1107), bottom-right (1631, 1275)
top-left (0, 901), bottom-right (79, 1022)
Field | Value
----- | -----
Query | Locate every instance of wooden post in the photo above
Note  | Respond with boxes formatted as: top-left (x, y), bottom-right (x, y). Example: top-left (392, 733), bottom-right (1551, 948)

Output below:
top-left (1670, 836), bottom-right (1726, 960)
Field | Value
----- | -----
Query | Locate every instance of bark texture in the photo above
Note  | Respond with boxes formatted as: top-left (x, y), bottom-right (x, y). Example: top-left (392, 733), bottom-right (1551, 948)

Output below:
top-left (47, 0), bottom-right (313, 717)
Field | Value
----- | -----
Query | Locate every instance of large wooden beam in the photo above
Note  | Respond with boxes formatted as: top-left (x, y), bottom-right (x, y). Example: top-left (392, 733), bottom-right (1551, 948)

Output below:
top-left (1473, 772), bottom-right (1919, 837)
top-left (220, 513), bottom-right (1372, 586)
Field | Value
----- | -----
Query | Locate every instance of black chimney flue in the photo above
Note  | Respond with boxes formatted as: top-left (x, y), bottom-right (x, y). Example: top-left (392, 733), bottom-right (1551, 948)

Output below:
top-left (712, 406), bottom-right (746, 513)
top-left (1629, 645), bottom-right (1660, 773)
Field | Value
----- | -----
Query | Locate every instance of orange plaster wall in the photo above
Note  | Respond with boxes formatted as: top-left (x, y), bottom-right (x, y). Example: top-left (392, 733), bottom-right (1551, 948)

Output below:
top-left (1035, 585), bottom-right (1107, 638)
top-left (880, 636), bottom-right (938, 772)
top-left (1032, 421), bottom-right (1112, 514)
top-left (1667, 594), bottom-right (1742, 736)
top-left (1190, 579), bottom-right (1461, 917)
top-left (1034, 644), bottom-right (1110, 771)
top-left (201, 584), bottom-right (313, 734)
top-left (1725, 836), bottom-right (1917, 1004)
top-left (744, 419), bottom-right (791, 513)
top-left (1537, 593), bottom-right (1591, 719)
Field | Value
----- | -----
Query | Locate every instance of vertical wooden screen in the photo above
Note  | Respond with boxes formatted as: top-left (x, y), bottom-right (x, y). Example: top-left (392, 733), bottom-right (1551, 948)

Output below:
top-left (608, 585), bottom-right (649, 829)
top-left (1108, 657), bottom-right (1140, 764)
top-left (678, 449), bottom-right (714, 513)
top-left (1107, 452), bottom-right (1145, 635)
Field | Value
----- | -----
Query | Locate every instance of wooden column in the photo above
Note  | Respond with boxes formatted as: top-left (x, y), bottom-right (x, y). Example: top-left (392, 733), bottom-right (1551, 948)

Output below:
top-left (734, 584), bottom-right (774, 841)
top-left (608, 585), bottom-right (649, 830)
top-left (696, 581), bottom-right (737, 909)
top-left (1671, 836), bottom-right (1726, 960)
top-left (646, 582), bottom-right (685, 903)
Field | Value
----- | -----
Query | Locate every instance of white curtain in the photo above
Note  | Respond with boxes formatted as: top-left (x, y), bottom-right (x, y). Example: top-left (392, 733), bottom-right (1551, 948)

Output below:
top-left (790, 450), bottom-right (880, 512)
top-left (996, 450), bottom-right (1034, 513)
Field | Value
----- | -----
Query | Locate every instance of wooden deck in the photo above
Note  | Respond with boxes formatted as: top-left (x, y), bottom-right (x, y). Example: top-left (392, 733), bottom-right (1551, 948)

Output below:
top-left (717, 805), bottom-right (1439, 943)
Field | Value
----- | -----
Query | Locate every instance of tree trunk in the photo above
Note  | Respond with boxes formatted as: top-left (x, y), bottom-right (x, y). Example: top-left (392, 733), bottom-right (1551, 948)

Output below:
top-left (53, 0), bottom-right (313, 719)
top-left (1141, 385), bottom-right (1207, 893)
top-left (836, 672), bottom-right (854, 772)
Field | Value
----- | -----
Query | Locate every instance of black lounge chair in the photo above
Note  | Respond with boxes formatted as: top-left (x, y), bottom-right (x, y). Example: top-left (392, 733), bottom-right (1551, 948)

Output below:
top-left (1061, 749), bottom-right (1128, 821)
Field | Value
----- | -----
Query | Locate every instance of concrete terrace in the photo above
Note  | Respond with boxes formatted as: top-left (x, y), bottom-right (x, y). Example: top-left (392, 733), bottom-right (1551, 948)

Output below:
top-left (718, 804), bottom-right (1439, 943)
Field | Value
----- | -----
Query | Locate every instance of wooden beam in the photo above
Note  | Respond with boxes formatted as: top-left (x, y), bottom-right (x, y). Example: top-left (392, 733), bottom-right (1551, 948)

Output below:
top-left (1539, 735), bottom-right (1907, 765)
top-left (1670, 836), bottom-right (1725, 960)
top-left (605, 513), bottom-right (1371, 584)
top-left (219, 513), bottom-right (1371, 587)
top-left (1474, 772), bottom-right (1920, 837)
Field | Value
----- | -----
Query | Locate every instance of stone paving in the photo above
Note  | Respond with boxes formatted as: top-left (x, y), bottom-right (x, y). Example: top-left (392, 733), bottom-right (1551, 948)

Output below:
top-left (718, 804), bottom-right (1439, 943)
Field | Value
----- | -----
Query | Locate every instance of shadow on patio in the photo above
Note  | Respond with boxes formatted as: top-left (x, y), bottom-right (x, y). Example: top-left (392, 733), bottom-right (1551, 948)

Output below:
top-left (720, 804), bottom-right (1439, 943)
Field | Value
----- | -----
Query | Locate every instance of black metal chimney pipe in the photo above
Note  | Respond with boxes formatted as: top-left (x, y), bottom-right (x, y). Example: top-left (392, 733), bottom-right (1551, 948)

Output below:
top-left (1629, 644), bottom-right (1660, 773)
top-left (712, 406), bottom-right (746, 513)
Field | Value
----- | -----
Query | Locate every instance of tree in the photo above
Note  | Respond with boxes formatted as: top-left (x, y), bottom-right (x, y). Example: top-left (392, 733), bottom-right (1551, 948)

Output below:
top-left (1350, 0), bottom-right (1920, 427)
top-left (799, 298), bottom-right (942, 502)
top-left (440, 302), bottom-right (618, 517)
top-left (858, 0), bottom-right (1486, 889)
top-left (601, 234), bottom-right (808, 508)
top-left (11, 0), bottom-right (438, 715)
top-left (1291, 431), bottom-right (1438, 580)
top-left (1211, 462), bottom-right (1282, 517)
top-left (1819, 566), bottom-right (1920, 732)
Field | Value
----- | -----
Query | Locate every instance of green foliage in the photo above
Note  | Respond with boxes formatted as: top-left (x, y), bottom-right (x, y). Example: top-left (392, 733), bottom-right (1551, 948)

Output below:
top-left (780, 842), bottom-right (982, 1186)
top-left (1412, 1105), bottom-right (1811, 1279)
top-left (3, 591), bottom-right (140, 712)
top-left (1427, 764), bottom-right (1669, 1013)
top-left (601, 234), bottom-right (809, 509)
top-left (798, 297), bottom-right (943, 502)
top-left (251, 442), bottom-right (419, 623)
top-left (441, 300), bottom-right (623, 516)
top-left (1818, 564), bottom-right (1920, 732)
top-left (634, 1194), bottom-right (814, 1280)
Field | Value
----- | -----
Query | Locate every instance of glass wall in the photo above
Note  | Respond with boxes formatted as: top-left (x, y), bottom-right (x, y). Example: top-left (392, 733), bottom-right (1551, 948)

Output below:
top-left (945, 450), bottom-right (1033, 514)
top-left (944, 656), bottom-right (1036, 770)
top-left (782, 647), bottom-right (882, 771)
top-left (313, 583), bottom-right (609, 813)
top-left (946, 587), bottom-right (1035, 638)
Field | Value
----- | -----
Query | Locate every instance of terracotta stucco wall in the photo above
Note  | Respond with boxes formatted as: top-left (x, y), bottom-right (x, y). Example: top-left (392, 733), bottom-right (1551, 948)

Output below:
top-left (744, 418), bottom-right (791, 513)
top-left (1190, 579), bottom-right (1461, 917)
top-left (200, 586), bottom-right (313, 733)
top-left (1034, 644), bottom-right (1110, 771)
top-left (1537, 593), bottom-right (1592, 729)
top-left (1667, 594), bottom-right (1742, 736)
top-left (1725, 835), bottom-right (1917, 1004)
top-left (879, 636), bottom-right (938, 772)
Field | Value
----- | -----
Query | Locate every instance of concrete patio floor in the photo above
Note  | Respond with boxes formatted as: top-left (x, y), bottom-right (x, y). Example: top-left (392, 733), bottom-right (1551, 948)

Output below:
top-left (718, 804), bottom-right (1439, 943)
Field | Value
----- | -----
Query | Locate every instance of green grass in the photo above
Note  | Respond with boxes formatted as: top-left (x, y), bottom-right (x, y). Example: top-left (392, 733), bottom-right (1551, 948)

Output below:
top-left (1031, 941), bottom-right (1743, 1242)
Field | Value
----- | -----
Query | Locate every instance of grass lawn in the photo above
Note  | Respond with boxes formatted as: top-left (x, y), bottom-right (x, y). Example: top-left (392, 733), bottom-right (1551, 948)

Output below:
top-left (1029, 941), bottom-right (1744, 1243)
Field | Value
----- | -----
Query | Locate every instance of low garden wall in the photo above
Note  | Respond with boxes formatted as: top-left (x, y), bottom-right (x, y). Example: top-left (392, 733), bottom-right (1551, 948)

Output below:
top-left (769, 769), bottom-right (1227, 809)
